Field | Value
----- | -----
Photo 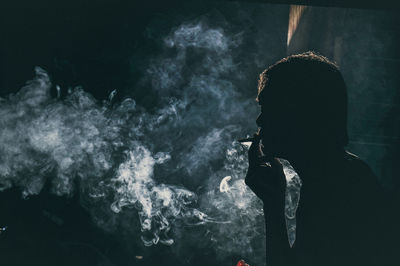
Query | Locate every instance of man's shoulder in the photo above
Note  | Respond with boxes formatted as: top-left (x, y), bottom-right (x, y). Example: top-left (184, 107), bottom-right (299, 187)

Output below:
top-left (340, 150), bottom-right (382, 197)
top-left (343, 150), bottom-right (377, 178)
top-left (343, 150), bottom-right (359, 160)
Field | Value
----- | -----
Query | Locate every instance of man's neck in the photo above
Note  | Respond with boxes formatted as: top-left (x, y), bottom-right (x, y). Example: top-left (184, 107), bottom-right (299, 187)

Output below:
top-left (284, 146), bottom-right (344, 181)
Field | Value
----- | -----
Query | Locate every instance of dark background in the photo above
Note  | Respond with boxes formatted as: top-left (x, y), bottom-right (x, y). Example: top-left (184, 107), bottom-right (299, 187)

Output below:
top-left (0, 0), bottom-right (399, 265)
top-left (1, 0), bottom-right (398, 185)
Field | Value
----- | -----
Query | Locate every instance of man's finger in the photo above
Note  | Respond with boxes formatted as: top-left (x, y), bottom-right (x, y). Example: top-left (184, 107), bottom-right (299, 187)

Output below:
top-left (271, 157), bottom-right (283, 172)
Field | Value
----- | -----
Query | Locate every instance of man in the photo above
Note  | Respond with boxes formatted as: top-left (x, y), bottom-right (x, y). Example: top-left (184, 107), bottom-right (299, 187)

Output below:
top-left (245, 52), bottom-right (397, 266)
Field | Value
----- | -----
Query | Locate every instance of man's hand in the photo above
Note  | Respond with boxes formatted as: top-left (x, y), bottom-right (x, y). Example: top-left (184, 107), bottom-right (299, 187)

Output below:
top-left (244, 134), bottom-right (290, 256)
top-left (247, 133), bottom-right (263, 170)
top-left (245, 134), bottom-right (286, 207)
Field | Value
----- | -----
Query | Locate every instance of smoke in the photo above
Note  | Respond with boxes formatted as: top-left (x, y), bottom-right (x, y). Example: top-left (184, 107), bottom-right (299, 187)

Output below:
top-left (140, 22), bottom-right (265, 263)
top-left (0, 21), bottom-right (265, 265)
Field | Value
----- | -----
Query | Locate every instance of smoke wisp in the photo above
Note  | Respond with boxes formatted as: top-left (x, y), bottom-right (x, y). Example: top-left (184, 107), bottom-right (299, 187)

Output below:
top-left (0, 21), bottom-right (265, 265)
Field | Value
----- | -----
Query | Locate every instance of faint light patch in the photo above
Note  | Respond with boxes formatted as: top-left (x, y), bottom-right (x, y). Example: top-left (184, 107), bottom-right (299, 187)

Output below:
top-left (0, 226), bottom-right (7, 234)
top-left (287, 5), bottom-right (307, 46)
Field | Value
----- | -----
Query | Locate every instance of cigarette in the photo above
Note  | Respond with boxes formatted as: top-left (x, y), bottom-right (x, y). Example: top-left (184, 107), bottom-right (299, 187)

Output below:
top-left (237, 137), bottom-right (256, 143)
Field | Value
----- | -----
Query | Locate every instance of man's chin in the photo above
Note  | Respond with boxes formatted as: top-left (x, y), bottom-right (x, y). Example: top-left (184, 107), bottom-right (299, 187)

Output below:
top-left (260, 144), bottom-right (288, 160)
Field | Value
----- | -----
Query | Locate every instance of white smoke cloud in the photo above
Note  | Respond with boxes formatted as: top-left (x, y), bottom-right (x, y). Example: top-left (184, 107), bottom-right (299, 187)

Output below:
top-left (141, 23), bottom-right (265, 264)
top-left (0, 21), bottom-right (265, 265)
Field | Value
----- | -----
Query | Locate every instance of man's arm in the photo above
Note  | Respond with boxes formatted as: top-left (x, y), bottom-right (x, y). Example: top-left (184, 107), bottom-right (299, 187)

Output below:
top-left (245, 139), bottom-right (292, 265)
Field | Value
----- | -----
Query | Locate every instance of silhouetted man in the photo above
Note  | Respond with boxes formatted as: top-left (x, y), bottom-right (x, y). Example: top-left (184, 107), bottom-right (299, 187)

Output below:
top-left (245, 52), bottom-right (398, 266)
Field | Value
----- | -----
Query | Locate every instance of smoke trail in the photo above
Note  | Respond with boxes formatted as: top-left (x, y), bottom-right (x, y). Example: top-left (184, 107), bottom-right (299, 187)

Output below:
top-left (0, 66), bottom-right (214, 249)
top-left (138, 21), bottom-right (265, 264)
top-left (0, 21), bottom-right (265, 265)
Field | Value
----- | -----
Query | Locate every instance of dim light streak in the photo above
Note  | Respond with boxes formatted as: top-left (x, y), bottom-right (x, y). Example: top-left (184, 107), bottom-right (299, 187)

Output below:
top-left (287, 5), bottom-right (307, 47)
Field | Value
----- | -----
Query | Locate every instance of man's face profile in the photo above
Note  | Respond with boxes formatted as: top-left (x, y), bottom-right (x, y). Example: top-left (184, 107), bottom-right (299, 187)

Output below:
top-left (255, 97), bottom-right (293, 159)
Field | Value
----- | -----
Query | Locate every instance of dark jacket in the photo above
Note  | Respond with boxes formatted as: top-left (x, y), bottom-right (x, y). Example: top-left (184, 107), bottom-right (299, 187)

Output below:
top-left (246, 150), bottom-right (398, 266)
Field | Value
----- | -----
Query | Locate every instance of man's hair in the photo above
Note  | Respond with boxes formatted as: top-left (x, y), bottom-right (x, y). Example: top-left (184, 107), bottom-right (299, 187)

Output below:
top-left (257, 51), bottom-right (348, 147)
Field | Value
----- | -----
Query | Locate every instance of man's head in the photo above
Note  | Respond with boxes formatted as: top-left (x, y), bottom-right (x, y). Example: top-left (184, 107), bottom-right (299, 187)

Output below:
top-left (256, 51), bottom-right (348, 159)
